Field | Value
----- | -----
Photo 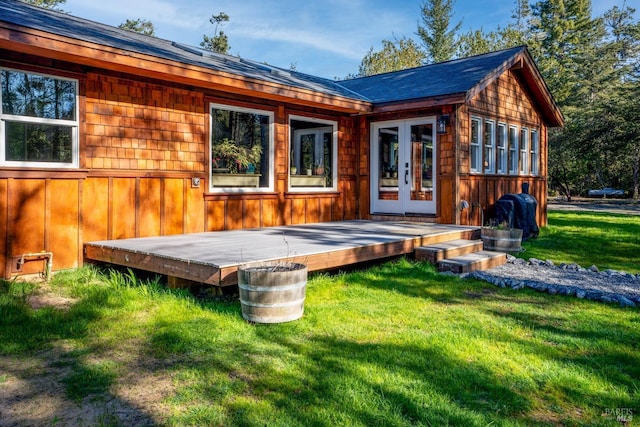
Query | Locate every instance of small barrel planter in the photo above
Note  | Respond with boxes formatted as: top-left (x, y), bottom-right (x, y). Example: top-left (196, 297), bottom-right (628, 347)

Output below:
top-left (238, 262), bottom-right (307, 324)
top-left (481, 227), bottom-right (523, 253)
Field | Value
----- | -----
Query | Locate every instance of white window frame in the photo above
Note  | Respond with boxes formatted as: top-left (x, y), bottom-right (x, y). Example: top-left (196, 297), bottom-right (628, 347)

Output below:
top-left (530, 129), bottom-right (539, 176)
top-left (483, 119), bottom-right (496, 174)
top-left (209, 102), bottom-right (274, 193)
top-left (497, 123), bottom-right (507, 175)
top-left (288, 115), bottom-right (338, 192)
top-left (520, 128), bottom-right (529, 175)
top-left (0, 67), bottom-right (79, 168)
top-left (508, 125), bottom-right (519, 175)
top-left (470, 116), bottom-right (482, 173)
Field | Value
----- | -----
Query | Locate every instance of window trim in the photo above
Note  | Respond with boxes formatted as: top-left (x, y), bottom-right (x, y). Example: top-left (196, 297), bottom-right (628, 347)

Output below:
top-left (288, 114), bottom-right (338, 192)
top-left (530, 129), bottom-right (539, 176)
top-left (209, 102), bottom-right (274, 193)
top-left (496, 122), bottom-right (507, 175)
top-left (470, 116), bottom-right (482, 174)
top-left (519, 127), bottom-right (529, 175)
top-left (508, 125), bottom-right (519, 175)
top-left (483, 119), bottom-right (496, 174)
top-left (0, 67), bottom-right (79, 168)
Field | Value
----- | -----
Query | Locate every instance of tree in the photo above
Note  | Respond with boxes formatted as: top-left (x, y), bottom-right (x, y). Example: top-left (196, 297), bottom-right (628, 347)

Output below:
top-left (201, 12), bottom-right (230, 54)
top-left (357, 36), bottom-right (425, 77)
top-left (416, 0), bottom-right (462, 63)
top-left (20, 0), bottom-right (66, 11)
top-left (118, 19), bottom-right (156, 37)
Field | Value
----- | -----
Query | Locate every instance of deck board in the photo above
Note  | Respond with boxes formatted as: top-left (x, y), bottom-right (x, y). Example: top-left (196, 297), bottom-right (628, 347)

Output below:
top-left (83, 220), bottom-right (480, 286)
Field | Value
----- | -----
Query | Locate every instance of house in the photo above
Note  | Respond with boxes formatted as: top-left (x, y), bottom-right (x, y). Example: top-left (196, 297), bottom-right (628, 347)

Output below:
top-left (0, 0), bottom-right (563, 278)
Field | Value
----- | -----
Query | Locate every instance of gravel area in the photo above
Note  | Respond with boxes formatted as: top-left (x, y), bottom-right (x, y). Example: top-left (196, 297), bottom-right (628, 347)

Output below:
top-left (463, 256), bottom-right (640, 307)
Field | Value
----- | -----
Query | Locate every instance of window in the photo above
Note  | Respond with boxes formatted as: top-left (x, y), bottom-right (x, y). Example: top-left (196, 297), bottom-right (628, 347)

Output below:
top-left (497, 123), bottom-right (507, 174)
top-left (508, 125), bottom-right (518, 174)
top-left (483, 120), bottom-right (495, 173)
top-left (470, 117), bottom-right (482, 173)
top-left (520, 128), bottom-right (529, 174)
top-left (530, 129), bottom-right (539, 175)
top-left (289, 116), bottom-right (336, 190)
top-left (210, 103), bottom-right (273, 190)
top-left (1, 68), bottom-right (78, 167)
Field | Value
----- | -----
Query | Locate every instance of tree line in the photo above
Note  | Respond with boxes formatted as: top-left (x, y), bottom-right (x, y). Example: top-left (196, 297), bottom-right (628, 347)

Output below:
top-left (23, 0), bottom-right (640, 199)
top-left (358, 0), bottom-right (640, 200)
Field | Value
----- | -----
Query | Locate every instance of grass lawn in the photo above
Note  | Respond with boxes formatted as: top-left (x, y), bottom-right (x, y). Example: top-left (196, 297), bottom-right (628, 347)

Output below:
top-left (0, 210), bottom-right (638, 426)
top-left (521, 210), bottom-right (640, 273)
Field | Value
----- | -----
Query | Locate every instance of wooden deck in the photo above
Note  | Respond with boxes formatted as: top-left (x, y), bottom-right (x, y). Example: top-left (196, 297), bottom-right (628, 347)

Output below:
top-left (83, 220), bottom-right (481, 287)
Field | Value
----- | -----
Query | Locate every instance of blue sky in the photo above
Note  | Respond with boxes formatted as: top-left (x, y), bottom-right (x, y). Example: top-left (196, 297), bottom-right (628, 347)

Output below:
top-left (63, 0), bottom-right (638, 79)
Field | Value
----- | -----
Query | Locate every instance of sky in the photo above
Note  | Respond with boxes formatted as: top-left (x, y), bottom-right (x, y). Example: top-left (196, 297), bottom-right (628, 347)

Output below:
top-left (62, 0), bottom-right (639, 79)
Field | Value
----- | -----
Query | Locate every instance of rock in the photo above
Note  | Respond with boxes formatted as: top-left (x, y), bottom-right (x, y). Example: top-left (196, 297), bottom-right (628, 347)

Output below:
top-left (616, 296), bottom-right (636, 308)
top-left (600, 295), bottom-right (614, 304)
top-left (548, 286), bottom-right (558, 295)
top-left (529, 258), bottom-right (543, 266)
top-left (545, 259), bottom-right (555, 266)
top-left (576, 289), bottom-right (587, 299)
top-left (588, 265), bottom-right (599, 273)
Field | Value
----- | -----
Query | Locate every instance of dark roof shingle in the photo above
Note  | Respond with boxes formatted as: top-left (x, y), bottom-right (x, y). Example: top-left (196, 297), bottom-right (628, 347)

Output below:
top-left (0, 0), bottom-right (365, 101)
top-left (339, 46), bottom-right (527, 104)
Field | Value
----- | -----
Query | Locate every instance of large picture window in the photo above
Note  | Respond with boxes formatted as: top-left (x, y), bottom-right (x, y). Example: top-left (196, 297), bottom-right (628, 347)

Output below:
top-left (289, 116), bottom-right (336, 190)
top-left (210, 104), bottom-right (273, 190)
top-left (470, 117), bottom-right (482, 173)
top-left (1, 68), bottom-right (78, 167)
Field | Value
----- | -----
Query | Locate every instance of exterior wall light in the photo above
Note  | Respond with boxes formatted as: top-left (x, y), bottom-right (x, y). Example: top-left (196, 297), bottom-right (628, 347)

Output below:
top-left (437, 114), bottom-right (450, 134)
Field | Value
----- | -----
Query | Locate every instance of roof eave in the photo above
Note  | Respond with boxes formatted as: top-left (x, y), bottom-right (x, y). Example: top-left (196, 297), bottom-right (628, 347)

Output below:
top-left (464, 47), bottom-right (564, 127)
top-left (371, 93), bottom-right (466, 114)
top-left (0, 22), bottom-right (372, 115)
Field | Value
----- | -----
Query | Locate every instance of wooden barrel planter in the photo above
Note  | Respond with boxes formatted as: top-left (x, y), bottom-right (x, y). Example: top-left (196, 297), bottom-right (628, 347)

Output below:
top-left (238, 262), bottom-right (307, 324)
top-left (481, 228), bottom-right (523, 253)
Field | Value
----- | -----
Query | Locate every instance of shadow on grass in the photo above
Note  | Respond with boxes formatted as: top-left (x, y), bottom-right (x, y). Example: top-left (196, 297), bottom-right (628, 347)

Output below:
top-left (0, 276), bottom-right (159, 426)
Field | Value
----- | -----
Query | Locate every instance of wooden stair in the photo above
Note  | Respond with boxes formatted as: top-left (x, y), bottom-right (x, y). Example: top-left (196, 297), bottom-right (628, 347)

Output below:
top-left (415, 238), bottom-right (507, 274)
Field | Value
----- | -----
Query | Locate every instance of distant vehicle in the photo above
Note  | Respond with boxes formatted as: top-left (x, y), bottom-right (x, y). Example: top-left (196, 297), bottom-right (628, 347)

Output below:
top-left (587, 188), bottom-right (625, 198)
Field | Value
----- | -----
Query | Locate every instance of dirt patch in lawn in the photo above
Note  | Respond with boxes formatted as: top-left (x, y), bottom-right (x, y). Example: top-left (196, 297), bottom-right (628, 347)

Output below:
top-left (1, 284), bottom-right (176, 426)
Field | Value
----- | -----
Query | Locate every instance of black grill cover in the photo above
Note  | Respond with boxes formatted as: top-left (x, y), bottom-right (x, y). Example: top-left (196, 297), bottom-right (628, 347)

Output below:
top-left (495, 184), bottom-right (539, 240)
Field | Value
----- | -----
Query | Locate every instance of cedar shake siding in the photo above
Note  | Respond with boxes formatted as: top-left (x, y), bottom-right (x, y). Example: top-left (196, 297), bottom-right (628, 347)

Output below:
top-left (0, 0), bottom-right (562, 278)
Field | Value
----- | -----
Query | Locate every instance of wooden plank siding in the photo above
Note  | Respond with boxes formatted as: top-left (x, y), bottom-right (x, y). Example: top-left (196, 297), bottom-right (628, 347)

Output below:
top-left (0, 18), bottom-right (558, 279)
top-left (458, 69), bottom-right (549, 227)
top-left (0, 67), bottom-right (362, 277)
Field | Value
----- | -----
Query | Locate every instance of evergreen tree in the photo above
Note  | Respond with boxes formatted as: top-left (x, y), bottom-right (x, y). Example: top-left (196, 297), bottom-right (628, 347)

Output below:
top-left (20, 0), bottom-right (66, 11)
top-left (118, 19), bottom-right (156, 37)
top-left (416, 0), bottom-right (462, 63)
top-left (201, 12), bottom-right (231, 54)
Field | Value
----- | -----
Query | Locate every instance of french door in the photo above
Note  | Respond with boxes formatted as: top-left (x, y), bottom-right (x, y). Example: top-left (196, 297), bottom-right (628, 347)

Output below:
top-left (371, 118), bottom-right (436, 215)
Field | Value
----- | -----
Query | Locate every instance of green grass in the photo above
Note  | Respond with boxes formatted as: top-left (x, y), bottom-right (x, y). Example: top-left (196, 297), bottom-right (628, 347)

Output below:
top-left (521, 210), bottom-right (640, 273)
top-left (1, 211), bottom-right (639, 426)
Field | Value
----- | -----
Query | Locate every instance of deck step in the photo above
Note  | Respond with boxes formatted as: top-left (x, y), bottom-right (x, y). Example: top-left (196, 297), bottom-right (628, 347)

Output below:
top-left (415, 239), bottom-right (484, 263)
top-left (437, 250), bottom-right (507, 274)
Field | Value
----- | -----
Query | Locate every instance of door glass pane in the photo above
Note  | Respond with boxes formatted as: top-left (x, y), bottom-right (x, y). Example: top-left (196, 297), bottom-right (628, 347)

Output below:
top-left (410, 124), bottom-right (433, 201)
top-left (377, 126), bottom-right (398, 201)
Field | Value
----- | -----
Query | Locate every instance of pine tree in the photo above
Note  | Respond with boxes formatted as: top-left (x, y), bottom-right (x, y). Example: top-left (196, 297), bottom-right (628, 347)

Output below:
top-left (118, 19), bottom-right (156, 37)
top-left (416, 0), bottom-right (462, 63)
top-left (201, 12), bottom-right (230, 54)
